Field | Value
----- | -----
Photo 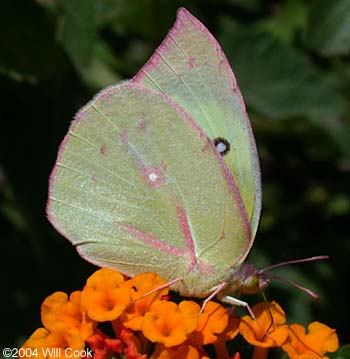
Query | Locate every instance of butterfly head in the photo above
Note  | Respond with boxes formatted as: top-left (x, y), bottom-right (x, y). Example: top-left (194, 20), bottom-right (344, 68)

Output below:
top-left (230, 256), bottom-right (329, 299)
top-left (231, 262), bottom-right (270, 295)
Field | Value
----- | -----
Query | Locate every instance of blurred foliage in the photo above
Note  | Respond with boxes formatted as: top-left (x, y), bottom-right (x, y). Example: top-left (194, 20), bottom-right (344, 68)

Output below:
top-left (0, 0), bottom-right (349, 350)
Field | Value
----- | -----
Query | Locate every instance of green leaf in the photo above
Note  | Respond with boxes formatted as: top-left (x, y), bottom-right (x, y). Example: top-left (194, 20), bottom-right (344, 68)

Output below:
top-left (101, 0), bottom-right (161, 39)
top-left (57, 0), bottom-right (110, 88)
top-left (259, 0), bottom-right (307, 44)
top-left (219, 19), bottom-right (345, 121)
top-left (57, 0), bottom-right (99, 68)
top-left (330, 345), bottom-right (350, 359)
top-left (305, 0), bottom-right (350, 56)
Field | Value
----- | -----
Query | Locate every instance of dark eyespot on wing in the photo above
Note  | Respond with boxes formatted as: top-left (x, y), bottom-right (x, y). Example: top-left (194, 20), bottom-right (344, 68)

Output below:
top-left (213, 137), bottom-right (231, 156)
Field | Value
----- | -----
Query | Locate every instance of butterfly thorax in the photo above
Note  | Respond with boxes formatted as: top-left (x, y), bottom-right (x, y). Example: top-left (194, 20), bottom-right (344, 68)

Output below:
top-left (165, 261), bottom-right (266, 299)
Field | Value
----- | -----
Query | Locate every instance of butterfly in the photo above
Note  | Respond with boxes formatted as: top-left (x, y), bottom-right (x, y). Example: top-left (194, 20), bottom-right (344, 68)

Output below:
top-left (47, 8), bottom-right (325, 315)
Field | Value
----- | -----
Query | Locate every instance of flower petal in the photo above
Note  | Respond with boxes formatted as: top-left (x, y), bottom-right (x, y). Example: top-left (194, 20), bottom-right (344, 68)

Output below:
top-left (41, 291), bottom-right (95, 340)
top-left (21, 326), bottom-right (85, 358)
top-left (282, 322), bottom-right (339, 359)
top-left (306, 322), bottom-right (339, 354)
top-left (81, 268), bottom-right (131, 321)
top-left (121, 272), bottom-right (168, 330)
top-left (214, 315), bottom-right (240, 358)
top-left (142, 301), bottom-right (199, 347)
top-left (154, 344), bottom-right (200, 359)
top-left (239, 301), bottom-right (288, 347)
top-left (189, 301), bottom-right (228, 345)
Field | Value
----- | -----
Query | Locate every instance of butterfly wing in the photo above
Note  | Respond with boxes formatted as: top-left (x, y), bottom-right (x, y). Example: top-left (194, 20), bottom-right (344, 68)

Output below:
top-left (133, 8), bottom-right (261, 239)
top-left (47, 83), bottom-right (251, 296)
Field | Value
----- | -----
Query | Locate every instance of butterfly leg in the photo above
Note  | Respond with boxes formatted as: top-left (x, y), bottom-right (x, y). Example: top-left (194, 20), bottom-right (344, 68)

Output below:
top-left (131, 277), bottom-right (183, 304)
top-left (200, 282), bottom-right (228, 313)
top-left (221, 296), bottom-right (277, 342)
top-left (219, 294), bottom-right (256, 319)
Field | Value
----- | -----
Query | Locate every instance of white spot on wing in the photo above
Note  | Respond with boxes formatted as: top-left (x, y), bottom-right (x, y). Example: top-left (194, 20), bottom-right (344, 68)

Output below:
top-left (149, 172), bottom-right (158, 182)
top-left (216, 141), bottom-right (227, 153)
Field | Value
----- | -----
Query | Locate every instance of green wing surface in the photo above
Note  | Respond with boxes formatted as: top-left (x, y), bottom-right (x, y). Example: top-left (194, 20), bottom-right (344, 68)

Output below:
top-left (47, 83), bottom-right (251, 296)
top-left (133, 8), bottom-right (261, 239)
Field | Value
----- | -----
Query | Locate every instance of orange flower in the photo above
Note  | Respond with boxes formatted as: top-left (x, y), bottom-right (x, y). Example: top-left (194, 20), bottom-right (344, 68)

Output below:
top-left (188, 301), bottom-right (229, 346)
top-left (20, 266), bottom-right (340, 359)
top-left (214, 314), bottom-right (240, 358)
top-left (81, 268), bottom-right (131, 321)
top-left (21, 327), bottom-right (85, 358)
top-left (120, 272), bottom-right (168, 330)
top-left (142, 300), bottom-right (199, 347)
top-left (239, 301), bottom-right (288, 348)
top-left (153, 344), bottom-right (202, 359)
top-left (282, 322), bottom-right (339, 359)
top-left (41, 291), bottom-right (95, 340)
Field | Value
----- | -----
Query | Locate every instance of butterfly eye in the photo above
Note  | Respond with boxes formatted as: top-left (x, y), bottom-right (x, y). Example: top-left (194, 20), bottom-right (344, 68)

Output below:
top-left (213, 137), bottom-right (230, 156)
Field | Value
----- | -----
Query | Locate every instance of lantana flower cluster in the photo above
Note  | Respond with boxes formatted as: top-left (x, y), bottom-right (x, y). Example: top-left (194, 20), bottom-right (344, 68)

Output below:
top-left (21, 268), bottom-right (339, 359)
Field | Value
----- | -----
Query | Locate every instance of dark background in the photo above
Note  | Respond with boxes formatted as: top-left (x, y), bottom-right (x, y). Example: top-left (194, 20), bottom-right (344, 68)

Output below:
top-left (0, 0), bottom-right (349, 349)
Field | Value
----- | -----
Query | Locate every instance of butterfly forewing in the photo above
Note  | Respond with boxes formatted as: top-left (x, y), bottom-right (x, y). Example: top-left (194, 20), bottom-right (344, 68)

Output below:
top-left (133, 8), bottom-right (262, 240)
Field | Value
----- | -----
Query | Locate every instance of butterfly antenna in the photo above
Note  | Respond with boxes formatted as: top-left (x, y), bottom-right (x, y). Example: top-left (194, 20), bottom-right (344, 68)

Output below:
top-left (260, 291), bottom-right (274, 334)
top-left (260, 290), bottom-right (269, 305)
top-left (262, 272), bottom-right (321, 299)
top-left (259, 255), bottom-right (329, 273)
top-left (258, 255), bottom-right (329, 299)
top-left (252, 291), bottom-right (277, 344)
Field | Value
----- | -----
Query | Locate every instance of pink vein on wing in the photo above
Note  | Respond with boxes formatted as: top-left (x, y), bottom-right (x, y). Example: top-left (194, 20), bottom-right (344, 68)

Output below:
top-left (119, 223), bottom-right (186, 257)
top-left (175, 202), bottom-right (197, 269)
